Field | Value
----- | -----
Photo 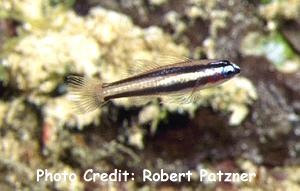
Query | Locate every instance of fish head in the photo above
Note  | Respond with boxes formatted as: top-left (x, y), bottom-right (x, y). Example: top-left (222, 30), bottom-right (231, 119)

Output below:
top-left (201, 60), bottom-right (241, 88)
top-left (219, 60), bottom-right (240, 79)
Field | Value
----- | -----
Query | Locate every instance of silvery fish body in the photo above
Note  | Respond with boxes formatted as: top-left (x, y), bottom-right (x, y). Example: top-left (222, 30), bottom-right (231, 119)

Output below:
top-left (67, 59), bottom-right (240, 113)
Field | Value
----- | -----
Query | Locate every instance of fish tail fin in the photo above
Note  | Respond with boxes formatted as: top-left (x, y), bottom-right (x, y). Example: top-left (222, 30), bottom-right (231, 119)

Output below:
top-left (66, 75), bottom-right (104, 113)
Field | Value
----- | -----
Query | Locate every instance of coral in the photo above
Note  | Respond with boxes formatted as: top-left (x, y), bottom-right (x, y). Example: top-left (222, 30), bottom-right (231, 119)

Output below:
top-left (0, 99), bottom-right (43, 189)
top-left (43, 95), bottom-right (101, 129)
top-left (3, 25), bottom-right (101, 93)
top-left (259, 0), bottom-right (300, 20)
top-left (0, 0), bottom-right (44, 21)
top-left (51, 165), bottom-right (83, 191)
top-left (237, 160), bottom-right (300, 191)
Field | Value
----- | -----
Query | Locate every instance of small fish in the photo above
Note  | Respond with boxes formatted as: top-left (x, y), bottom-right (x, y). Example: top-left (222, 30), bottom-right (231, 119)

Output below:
top-left (67, 58), bottom-right (240, 113)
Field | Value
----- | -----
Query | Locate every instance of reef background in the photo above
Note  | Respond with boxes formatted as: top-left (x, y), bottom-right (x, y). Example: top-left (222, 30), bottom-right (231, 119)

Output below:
top-left (0, 0), bottom-right (300, 190)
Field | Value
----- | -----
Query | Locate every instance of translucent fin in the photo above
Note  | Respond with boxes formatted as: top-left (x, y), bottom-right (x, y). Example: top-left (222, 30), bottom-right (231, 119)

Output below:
top-left (158, 72), bottom-right (203, 106)
top-left (129, 55), bottom-right (191, 75)
top-left (112, 96), bottom-right (156, 107)
top-left (126, 96), bottom-right (156, 105)
top-left (66, 75), bottom-right (103, 113)
top-left (128, 59), bottom-right (162, 75)
top-left (185, 91), bottom-right (202, 103)
top-left (160, 92), bottom-right (193, 105)
top-left (155, 55), bottom-right (191, 65)
top-left (187, 79), bottom-right (203, 103)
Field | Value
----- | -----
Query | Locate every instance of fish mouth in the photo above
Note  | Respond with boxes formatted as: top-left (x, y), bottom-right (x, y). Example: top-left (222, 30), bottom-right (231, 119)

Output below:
top-left (231, 62), bottom-right (241, 74)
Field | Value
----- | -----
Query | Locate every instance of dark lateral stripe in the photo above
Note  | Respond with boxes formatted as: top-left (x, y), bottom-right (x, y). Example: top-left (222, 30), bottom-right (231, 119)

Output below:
top-left (104, 77), bottom-right (210, 100)
top-left (105, 60), bottom-right (229, 87)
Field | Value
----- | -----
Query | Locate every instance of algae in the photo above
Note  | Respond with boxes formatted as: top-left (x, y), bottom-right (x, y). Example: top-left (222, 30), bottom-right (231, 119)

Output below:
top-left (241, 31), bottom-right (300, 73)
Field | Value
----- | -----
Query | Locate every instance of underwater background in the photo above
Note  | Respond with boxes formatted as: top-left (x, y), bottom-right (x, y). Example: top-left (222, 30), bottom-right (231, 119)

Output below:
top-left (0, 0), bottom-right (300, 190)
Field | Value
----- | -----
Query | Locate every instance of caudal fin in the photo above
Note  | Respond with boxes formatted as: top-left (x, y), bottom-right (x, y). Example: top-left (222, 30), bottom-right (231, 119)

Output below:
top-left (66, 75), bottom-right (103, 113)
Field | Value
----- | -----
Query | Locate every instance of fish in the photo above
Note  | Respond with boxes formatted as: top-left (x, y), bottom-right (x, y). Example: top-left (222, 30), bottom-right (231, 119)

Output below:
top-left (67, 58), bottom-right (240, 113)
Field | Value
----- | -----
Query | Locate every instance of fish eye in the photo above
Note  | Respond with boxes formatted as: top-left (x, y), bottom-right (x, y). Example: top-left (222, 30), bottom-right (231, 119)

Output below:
top-left (222, 64), bottom-right (239, 78)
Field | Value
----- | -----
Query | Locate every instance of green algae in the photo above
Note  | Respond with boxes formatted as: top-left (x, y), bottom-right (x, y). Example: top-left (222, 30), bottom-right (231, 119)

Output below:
top-left (263, 32), bottom-right (296, 68)
top-left (241, 31), bottom-right (300, 73)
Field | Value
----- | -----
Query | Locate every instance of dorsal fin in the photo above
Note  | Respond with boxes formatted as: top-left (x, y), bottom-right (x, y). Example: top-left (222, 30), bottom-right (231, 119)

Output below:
top-left (129, 55), bottom-right (191, 75)
top-left (155, 55), bottom-right (191, 65)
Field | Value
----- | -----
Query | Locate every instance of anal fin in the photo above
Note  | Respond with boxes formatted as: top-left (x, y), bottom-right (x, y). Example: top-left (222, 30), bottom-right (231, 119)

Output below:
top-left (112, 96), bottom-right (157, 107)
top-left (160, 92), bottom-right (195, 105)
